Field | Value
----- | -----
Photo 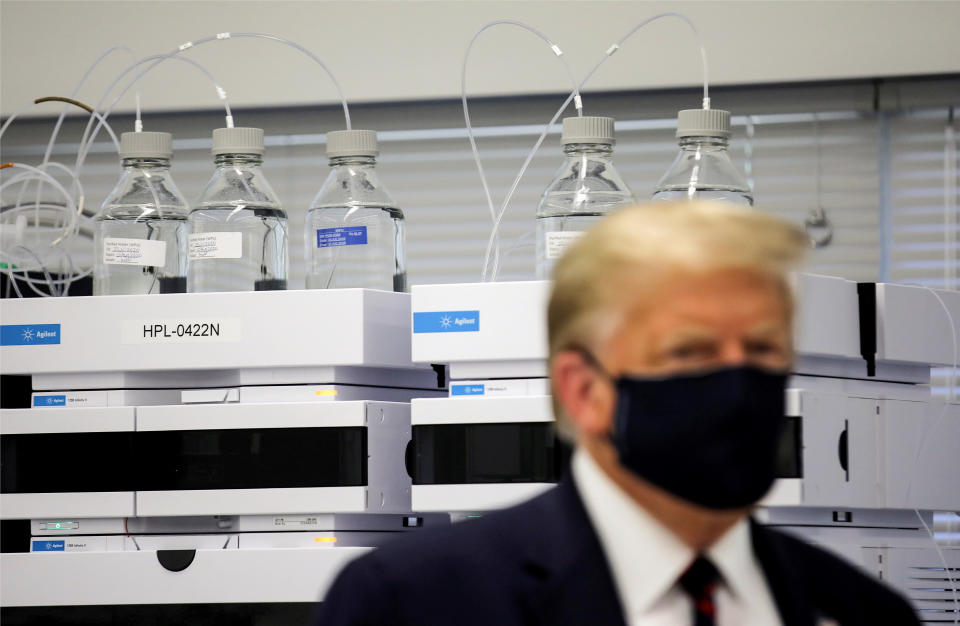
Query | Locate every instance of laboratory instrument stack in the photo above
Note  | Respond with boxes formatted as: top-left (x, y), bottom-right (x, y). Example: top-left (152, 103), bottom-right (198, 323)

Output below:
top-left (94, 131), bottom-right (190, 295)
top-left (652, 108), bottom-right (753, 205)
top-left (535, 116), bottom-right (635, 279)
top-left (188, 127), bottom-right (289, 292)
top-left (410, 281), bottom-right (564, 515)
top-left (306, 129), bottom-right (406, 292)
top-left (0, 288), bottom-right (447, 611)
top-left (407, 277), bottom-right (959, 619)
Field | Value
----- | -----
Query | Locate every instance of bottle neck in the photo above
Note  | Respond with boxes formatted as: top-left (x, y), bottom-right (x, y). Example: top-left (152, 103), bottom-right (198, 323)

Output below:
top-left (678, 136), bottom-right (730, 150)
top-left (563, 143), bottom-right (613, 156)
top-left (122, 157), bottom-right (171, 170)
top-left (329, 155), bottom-right (377, 167)
top-left (214, 153), bottom-right (263, 167)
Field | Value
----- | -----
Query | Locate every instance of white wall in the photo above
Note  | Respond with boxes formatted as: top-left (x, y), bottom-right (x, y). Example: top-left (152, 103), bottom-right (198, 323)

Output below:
top-left (2, 0), bottom-right (960, 118)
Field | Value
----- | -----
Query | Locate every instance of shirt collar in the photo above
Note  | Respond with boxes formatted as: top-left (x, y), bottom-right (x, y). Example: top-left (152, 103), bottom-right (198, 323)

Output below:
top-left (706, 514), bottom-right (761, 602)
top-left (572, 448), bottom-right (693, 617)
top-left (572, 447), bottom-right (757, 615)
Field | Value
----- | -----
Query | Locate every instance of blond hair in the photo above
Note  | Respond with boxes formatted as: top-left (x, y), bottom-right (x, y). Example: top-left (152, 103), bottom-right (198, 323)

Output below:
top-left (547, 201), bottom-right (809, 439)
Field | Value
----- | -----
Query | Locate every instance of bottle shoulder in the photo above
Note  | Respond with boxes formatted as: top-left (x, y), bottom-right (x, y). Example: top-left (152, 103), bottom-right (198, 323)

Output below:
top-left (98, 206), bottom-right (189, 221)
top-left (311, 164), bottom-right (398, 209)
top-left (655, 147), bottom-right (751, 193)
top-left (540, 154), bottom-right (634, 197)
top-left (198, 164), bottom-right (283, 209)
top-left (190, 205), bottom-right (288, 219)
top-left (101, 168), bottom-right (189, 217)
top-left (308, 203), bottom-right (404, 219)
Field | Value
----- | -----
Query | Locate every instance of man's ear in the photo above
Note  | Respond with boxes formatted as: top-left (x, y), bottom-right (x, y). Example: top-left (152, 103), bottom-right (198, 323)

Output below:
top-left (551, 350), bottom-right (615, 437)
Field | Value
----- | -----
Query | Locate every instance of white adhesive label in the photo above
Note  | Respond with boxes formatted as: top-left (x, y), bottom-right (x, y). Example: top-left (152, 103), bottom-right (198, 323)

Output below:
top-left (103, 238), bottom-right (166, 267)
top-left (273, 516), bottom-right (319, 528)
top-left (63, 538), bottom-right (107, 552)
top-left (188, 232), bottom-right (242, 260)
top-left (121, 318), bottom-right (242, 344)
top-left (545, 231), bottom-right (586, 259)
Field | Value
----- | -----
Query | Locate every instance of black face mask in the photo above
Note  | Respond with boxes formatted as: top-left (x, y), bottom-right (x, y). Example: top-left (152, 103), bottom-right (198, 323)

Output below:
top-left (597, 362), bottom-right (787, 510)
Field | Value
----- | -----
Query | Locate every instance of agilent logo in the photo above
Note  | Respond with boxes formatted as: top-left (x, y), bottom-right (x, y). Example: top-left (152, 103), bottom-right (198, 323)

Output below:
top-left (451, 384), bottom-right (485, 396)
top-left (413, 311), bottom-right (480, 334)
top-left (1, 324), bottom-right (61, 346)
top-left (32, 540), bottom-right (65, 552)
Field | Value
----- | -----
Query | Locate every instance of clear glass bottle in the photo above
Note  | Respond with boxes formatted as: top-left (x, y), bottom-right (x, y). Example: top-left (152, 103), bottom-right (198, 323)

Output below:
top-left (535, 116), bottom-right (635, 279)
top-left (94, 131), bottom-right (189, 295)
top-left (187, 127), bottom-right (288, 292)
top-left (305, 129), bottom-right (406, 291)
top-left (652, 108), bottom-right (753, 206)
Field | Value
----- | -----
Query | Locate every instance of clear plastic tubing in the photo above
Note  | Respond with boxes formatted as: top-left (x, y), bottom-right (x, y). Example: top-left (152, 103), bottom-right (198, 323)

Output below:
top-left (480, 12), bottom-right (710, 281)
top-left (74, 51), bottom-right (234, 175)
top-left (3, 100), bottom-right (118, 232)
top-left (461, 20), bottom-right (582, 281)
top-left (75, 32), bottom-right (352, 174)
top-left (10, 46), bottom-right (136, 228)
top-left (40, 46), bottom-right (137, 181)
top-left (0, 163), bottom-right (81, 294)
top-left (0, 164), bottom-right (77, 215)
top-left (4, 103), bottom-right (116, 246)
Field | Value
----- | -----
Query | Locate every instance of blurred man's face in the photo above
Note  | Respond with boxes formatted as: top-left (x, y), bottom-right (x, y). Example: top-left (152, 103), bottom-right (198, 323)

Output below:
top-left (606, 268), bottom-right (792, 380)
top-left (555, 267), bottom-right (792, 442)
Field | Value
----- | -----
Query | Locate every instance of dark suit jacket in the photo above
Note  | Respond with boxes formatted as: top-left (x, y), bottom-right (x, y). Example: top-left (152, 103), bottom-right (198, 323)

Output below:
top-left (314, 477), bottom-right (920, 625)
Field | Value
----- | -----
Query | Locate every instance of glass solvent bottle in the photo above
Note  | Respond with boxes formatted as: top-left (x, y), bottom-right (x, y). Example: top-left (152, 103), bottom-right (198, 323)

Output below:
top-left (94, 131), bottom-right (189, 295)
top-left (305, 129), bottom-right (406, 291)
top-left (535, 116), bottom-right (635, 279)
top-left (187, 127), bottom-right (288, 292)
top-left (652, 108), bottom-right (753, 205)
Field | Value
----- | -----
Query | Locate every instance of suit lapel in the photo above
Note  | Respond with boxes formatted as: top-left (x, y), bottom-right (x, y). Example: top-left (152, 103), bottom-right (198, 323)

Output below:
top-left (750, 520), bottom-right (818, 626)
top-left (517, 477), bottom-right (628, 626)
top-left (512, 484), bottom-right (829, 626)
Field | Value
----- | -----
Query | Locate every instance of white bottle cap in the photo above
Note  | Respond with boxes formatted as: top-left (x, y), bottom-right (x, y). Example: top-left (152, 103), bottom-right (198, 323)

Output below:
top-left (119, 131), bottom-right (173, 160)
top-left (676, 109), bottom-right (731, 138)
top-left (561, 116), bottom-right (615, 145)
top-left (212, 127), bottom-right (264, 156)
top-left (326, 129), bottom-right (379, 158)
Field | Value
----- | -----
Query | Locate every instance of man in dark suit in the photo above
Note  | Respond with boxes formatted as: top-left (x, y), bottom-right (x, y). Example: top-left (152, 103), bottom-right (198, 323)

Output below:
top-left (315, 202), bottom-right (920, 625)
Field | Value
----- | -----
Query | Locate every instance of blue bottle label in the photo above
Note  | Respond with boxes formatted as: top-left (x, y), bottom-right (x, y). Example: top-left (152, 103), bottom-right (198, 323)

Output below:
top-left (316, 226), bottom-right (368, 248)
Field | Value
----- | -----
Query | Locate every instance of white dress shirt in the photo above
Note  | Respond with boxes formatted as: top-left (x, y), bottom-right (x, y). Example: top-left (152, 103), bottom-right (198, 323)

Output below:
top-left (572, 449), bottom-right (783, 626)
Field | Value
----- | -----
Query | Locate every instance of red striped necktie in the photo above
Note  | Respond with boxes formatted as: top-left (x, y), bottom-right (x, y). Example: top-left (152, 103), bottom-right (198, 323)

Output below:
top-left (679, 557), bottom-right (721, 626)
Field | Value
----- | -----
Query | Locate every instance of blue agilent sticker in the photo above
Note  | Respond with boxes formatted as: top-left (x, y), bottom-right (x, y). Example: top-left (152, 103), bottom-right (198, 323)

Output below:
top-left (32, 540), bottom-right (65, 552)
top-left (316, 226), bottom-right (368, 248)
top-left (451, 384), bottom-right (485, 396)
top-left (34, 395), bottom-right (67, 407)
top-left (1, 324), bottom-right (61, 346)
top-left (413, 311), bottom-right (480, 334)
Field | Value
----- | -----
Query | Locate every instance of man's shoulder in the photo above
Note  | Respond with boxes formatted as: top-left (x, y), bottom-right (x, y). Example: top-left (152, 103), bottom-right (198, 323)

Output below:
top-left (754, 523), bottom-right (920, 624)
top-left (314, 489), bottom-right (566, 625)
